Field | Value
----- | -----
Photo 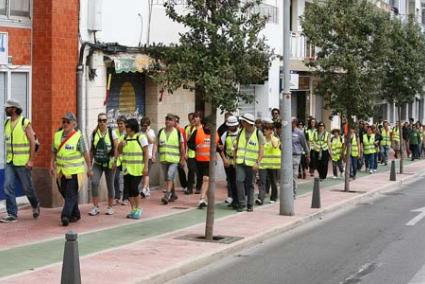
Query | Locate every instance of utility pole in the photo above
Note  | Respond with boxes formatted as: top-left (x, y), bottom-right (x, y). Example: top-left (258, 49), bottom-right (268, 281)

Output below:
top-left (279, 0), bottom-right (294, 216)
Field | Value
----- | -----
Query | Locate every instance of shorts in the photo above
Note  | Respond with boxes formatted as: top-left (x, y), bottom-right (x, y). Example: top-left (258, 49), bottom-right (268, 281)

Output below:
top-left (196, 161), bottom-right (209, 177)
top-left (124, 174), bottom-right (142, 198)
top-left (161, 162), bottom-right (178, 181)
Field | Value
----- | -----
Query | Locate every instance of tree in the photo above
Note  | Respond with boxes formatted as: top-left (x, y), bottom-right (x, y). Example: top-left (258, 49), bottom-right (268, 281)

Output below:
top-left (146, 0), bottom-right (272, 240)
top-left (301, 0), bottom-right (391, 191)
top-left (379, 16), bottom-right (425, 174)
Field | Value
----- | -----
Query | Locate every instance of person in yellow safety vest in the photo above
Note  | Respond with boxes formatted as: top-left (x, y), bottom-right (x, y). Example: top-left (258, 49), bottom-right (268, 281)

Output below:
top-left (362, 125), bottom-right (377, 174)
top-left (312, 121), bottom-right (332, 180)
top-left (330, 129), bottom-right (344, 179)
top-left (306, 118), bottom-right (317, 177)
top-left (1, 99), bottom-right (40, 223)
top-left (112, 115), bottom-right (128, 205)
top-left (235, 113), bottom-right (265, 212)
top-left (153, 114), bottom-right (185, 205)
top-left (346, 126), bottom-right (361, 180)
top-left (184, 112), bottom-right (202, 195)
top-left (50, 112), bottom-right (93, 226)
top-left (391, 122), bottom-right (401, 159)
top-left (380, 121), bottom-right (391, 165)
top-left (88, 113), bottom-right (119, 217)
top-left (118, 118), bottom-right (149, 220)
top-left (219, 115), bottom-right (240, 210)
top-left (256, 119), bottom-right (280, 205)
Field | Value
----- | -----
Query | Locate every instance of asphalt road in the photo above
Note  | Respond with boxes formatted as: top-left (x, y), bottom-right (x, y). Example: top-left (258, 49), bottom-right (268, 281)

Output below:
top-left (169, 175), bottom-right (425, 284)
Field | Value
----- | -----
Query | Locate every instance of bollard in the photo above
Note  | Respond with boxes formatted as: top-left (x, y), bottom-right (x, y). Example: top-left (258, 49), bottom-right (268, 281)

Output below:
top-left (61, 231), bottom-right (81, 284)
top-left (390, 160), bottom-right (396, 181)
top-left (311, 177), bottom-right (321, 209)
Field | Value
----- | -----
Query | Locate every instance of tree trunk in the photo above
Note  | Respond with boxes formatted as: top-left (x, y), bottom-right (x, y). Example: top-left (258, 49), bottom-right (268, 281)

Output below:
top-left (344, 125), bottom-right (352, 192)
top-left (205, 105), bottom-right (217, 240)
top-left (398, 106), bottom-right (404, 174)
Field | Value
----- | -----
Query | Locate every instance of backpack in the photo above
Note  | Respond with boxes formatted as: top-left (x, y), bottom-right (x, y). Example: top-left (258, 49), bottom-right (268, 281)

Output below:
top-left (4, 117), bottom-right (40, 153)
top-left (124, 134), bottom-right (143, 151)
top-left (91, 127), bottom-right (114, 164)
top-left (157, 127), bottom-right (182, 145)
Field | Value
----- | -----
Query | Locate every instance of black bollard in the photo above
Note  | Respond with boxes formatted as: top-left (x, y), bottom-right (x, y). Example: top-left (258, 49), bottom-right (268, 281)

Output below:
top-left (390, 160), bottom-right (396, 181)
top-left (311, 177), bottom-right (321, 209)
top-left (61, 231), bottom-right (81, 284)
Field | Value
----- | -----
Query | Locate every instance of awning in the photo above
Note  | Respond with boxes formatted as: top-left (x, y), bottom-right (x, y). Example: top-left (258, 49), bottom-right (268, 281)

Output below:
top-left (109, 54), bottom-right (155, 74)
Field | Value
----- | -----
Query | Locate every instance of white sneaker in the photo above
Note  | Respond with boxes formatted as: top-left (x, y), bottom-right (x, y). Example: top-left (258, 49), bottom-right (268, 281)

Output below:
top-left (198, 199), bottom-right (208, 209)
top-left (269, 200), bottom-right (276, 204)
top-left (88, 207), bottom-right (100, 216)
top-left (332, 176), bottom-right (337, 179)
top-left (120, 199), bottom-right (129, 206)
top-left (142, 187), bottom-right (151, 199)
top-left (373, 169), bottom-right (377, 173)
top-left (369, 170), bottom-right (373, 174)
top-left (225, 197), bottom-right (233, 204)
top-left (105, 207), bottom-right (114, 215)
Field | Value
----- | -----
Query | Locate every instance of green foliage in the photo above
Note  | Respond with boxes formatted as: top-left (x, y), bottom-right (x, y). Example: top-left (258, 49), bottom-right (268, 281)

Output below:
top-left (301, 0), bottom-right (392, 123)
top-left (144, 0), bottom-right (273, 111)
top-left (380, 16), bottom-right (425, 108)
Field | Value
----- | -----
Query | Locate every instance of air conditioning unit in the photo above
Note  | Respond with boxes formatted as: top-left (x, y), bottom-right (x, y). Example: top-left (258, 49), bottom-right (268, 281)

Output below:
top-left (87, 0), bottom-right (103, 32)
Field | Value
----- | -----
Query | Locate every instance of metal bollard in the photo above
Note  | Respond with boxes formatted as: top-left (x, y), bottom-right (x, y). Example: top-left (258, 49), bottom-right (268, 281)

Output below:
top-left (61, 231), bottom-right (81, 284)
top-left (390, 160), bottom-right (396, 181)
top-left (311, 177), bottom-right (321, 209)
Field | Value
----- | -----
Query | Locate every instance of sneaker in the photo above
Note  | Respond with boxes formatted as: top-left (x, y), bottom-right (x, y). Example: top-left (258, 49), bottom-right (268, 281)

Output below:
top-left (373, 169), bottom-right (377, 173)
top-left (247, 206), bottom-right (253, 212)
top-left (169, 193), bottom-right (178, 202)
top-left (236, 206), bottom-right (245, 212)
top-left (225, 197), bottom-right (233, 204)
top-left (184, 189), bottom-right (193, 195)
top-left (332, 176), bottom-right (337, 179)
top-left (113, 199), bottom-right (120, 206)
top-left (198, 199), bottom-right (208, 209)
top-left (61, 217), bottom-right (69, 227)
top-left (194, 190), bottom-right (201, 194)
top-left (105, 207), bottom-right (114, 215)
top-left (161, 192), bottom-right (171, 205)
top-left (131, 208), bottom-right (143, 219)
top-left (126, 209), bottom-right (136, 219)
top-left (33, 203), bottom-right (40, 219)
top-left (70, 216), bottom-right (81, 223)
top-left (369, 170), bottom-right (373, 174)
top-left (0, 215), bottom-right (17, 223)
top-left (269, 200), bottom-right (276, 204)
top-left (142, 187), bottom-right (151, 199)
top-left (120, 199), bottom-right (129, 206)
top-left (88, 207), bottom-right (100, 216)
top-left (255, 198), bottom-right (263, 205)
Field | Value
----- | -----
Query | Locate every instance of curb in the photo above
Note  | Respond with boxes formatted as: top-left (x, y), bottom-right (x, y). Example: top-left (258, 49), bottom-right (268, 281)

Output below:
top-left (139, 164), bottom-right (425, 284)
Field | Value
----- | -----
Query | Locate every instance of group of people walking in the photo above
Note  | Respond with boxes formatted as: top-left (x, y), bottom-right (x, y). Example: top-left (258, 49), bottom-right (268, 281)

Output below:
top-left (2, 98), bottom-right (425, 226)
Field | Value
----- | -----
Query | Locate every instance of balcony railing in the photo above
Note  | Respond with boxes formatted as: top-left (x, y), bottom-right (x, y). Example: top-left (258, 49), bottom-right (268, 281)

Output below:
top-left (290, 32), bottom-right (316, 61)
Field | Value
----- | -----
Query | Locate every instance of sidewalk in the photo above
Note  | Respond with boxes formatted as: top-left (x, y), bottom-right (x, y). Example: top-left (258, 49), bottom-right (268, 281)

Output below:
top-left (0, 159), bottom-right (424, 284)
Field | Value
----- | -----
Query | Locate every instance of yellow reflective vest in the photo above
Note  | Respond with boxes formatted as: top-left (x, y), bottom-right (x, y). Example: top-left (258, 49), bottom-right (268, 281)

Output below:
top-left (122, 134), bottom-right (145, 176)
top-left (159, 128), bottom-right (181, 164)
top-left (224, 130), bottom-right (239, 165)
top-left (381, 128), bottom-right (390, 146)
top-left (313, 131), bottom-right (329, 152)
top-left (331, 136), bottom-right (343, 162)
top-left (54, 130), bottom-right (85, 176)
top-left (363, 134), bottom-right (376, 155)
top-left (351, 136), bottom-right (359, 158)
top-left (5, 116), bottom-right (31, 166)
top-left (236, 128), bottom-right (259, 167)
top-left (260, 136), bottom-right (281, 169)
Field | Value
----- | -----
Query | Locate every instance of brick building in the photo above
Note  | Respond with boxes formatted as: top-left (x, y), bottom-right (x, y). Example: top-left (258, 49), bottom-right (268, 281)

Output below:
top-left (0, 0), bottom-right (79, 207)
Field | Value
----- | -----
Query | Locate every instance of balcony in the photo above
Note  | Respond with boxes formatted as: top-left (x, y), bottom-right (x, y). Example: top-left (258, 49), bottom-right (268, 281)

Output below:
top-left (290, 32), bottom-right (316, 61)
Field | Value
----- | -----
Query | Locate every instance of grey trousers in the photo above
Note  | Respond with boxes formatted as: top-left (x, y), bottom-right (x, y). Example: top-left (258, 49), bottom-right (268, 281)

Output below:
top-left (293, 155), bottom-right (301, 196)
top-left (236, 164), bottom-right (255, 208)
top-left (91, 163), bottom-right (115, 198)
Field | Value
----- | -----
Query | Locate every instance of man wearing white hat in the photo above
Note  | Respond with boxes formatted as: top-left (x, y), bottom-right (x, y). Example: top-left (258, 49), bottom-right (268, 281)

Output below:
top-left (219, 115), bottom-right (240, 209)
top-left (1, 99), bottom-right (40, 223)
top-left (234, 113), bottom-right (265, 212)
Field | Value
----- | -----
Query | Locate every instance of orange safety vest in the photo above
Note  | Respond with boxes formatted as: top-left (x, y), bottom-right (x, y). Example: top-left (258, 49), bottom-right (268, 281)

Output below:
top-left (195, 128), bottom-right (218, 162)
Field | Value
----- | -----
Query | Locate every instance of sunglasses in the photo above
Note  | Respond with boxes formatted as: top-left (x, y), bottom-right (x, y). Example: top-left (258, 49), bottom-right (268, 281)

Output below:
top-left (62, 119), bottom-right (70, 124)
top-left (98, 119), bottom-right (107, 123)
top-left (166, 117), bottom-right (174, 121)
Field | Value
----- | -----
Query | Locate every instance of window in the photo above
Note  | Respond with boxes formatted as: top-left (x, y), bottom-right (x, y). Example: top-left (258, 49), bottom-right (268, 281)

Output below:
top-left (0, 0), bottom-right (31, 20)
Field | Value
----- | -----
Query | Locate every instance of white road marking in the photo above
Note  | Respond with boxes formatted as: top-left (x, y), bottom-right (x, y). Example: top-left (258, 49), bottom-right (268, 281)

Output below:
top-left (406, 207), bottom-right (425, 226)
top-left (408, 263), bottom-right (425, 284)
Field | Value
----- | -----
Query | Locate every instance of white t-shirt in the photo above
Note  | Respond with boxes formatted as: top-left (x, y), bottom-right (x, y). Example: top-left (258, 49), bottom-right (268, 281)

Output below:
top-left (141, 128), bottom-right (156, 159)
top-left (138, 134), bottom-right (149, 148)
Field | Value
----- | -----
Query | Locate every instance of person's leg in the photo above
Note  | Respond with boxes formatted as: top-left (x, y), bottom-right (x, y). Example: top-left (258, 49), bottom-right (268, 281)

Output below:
top-left (14, 166), bottom-right (39, 211)
top-left (90, 163), bottom-right (103, 208)
top-left (236, 165), bottom-right (247, 209)
top-left (383, 146), bottom-right (389, 165)
top-left (309, 150), bottom-right (315, 176)
top-left (338, 159), bottom-right (344, 174)
top-left (187, 158), bottom-right (196, 193)
top-left (350, 156), bottom-right (357, 178)
top-left (177, 163), bottom-right (188, 189)
top-left (229, 165), bottom-right (238, 208)
top-left (292, 155), bottom-right (301, 197)
top-left (60, 175), bottom-right (79, 221)
top-left (113, 167), bottom-right (121, 202)
top-left (332, 160), bottom-right (338, 177)
top-left (245, 166), bottom-right (255, 210)
top-left (3, 164), bottom-right (18, 218)
top-left (105, 168), bottom-right (115, 208)
top-left (258, 169), bottom-right (267, 203)
top-left (269, 169), bottom-right (278, 201)
top-left (123, 175), bottom-right (132, 214)
top-left (322, 151), bottom-right (329, 179)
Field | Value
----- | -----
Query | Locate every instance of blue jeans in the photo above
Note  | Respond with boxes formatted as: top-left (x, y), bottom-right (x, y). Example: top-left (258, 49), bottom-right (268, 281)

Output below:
top-left (3, 163), bottom-right (39, 217)
top-left (365, 154), bottom-right (376, 171)
top-left (236, 164), bottom-right (255, 208)
top-left (381, 146), bottom-right (389, 164)
top-left (350, 156), bottom-right (358, 178)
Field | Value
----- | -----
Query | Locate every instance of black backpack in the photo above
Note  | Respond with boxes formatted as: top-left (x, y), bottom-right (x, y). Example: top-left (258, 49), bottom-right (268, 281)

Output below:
top-left (92, 127), bottom-right (114, 164)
